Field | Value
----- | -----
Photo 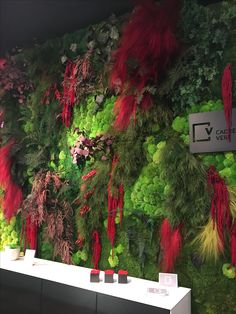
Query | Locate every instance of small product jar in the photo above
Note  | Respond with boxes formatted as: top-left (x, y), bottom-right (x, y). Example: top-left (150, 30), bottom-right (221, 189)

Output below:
top-left (118, 270), bottom-right (128, 284)
top-left (90, 269), bottom-right (100, 282)
top-left (104, 269), bottom-right (114, 283)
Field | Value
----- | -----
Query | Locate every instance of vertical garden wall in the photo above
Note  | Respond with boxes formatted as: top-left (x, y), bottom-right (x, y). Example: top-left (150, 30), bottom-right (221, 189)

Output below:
top-left (0, 0), bottom-right (236, 313)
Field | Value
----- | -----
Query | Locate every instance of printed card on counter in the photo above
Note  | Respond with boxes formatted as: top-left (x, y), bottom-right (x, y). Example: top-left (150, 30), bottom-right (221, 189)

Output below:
top-left (159, 273), bottom-right (178, 288)
top-left (147, 287), bottom-right (169, 296)
top-left (24, 249), bottom-right (36, 265)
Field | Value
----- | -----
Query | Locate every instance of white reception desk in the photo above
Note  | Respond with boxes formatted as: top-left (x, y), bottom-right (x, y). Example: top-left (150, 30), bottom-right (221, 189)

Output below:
top-left (0, 252), bottom-right (191, 314)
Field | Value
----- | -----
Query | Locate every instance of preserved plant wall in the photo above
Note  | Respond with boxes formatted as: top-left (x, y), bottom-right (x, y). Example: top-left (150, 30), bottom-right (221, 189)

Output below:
top-left (0, 1), bottom-right (236, 313)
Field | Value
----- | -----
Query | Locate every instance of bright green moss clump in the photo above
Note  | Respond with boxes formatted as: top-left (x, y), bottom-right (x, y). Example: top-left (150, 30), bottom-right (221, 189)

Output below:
top-left (0, 210), bottom-right (19, 251)
top-left (73, 95), bottom-right (116, 137)
top-left (130, 138), bottom-right (167, 218)
top-left (131, 162), bottom-right (166, 217)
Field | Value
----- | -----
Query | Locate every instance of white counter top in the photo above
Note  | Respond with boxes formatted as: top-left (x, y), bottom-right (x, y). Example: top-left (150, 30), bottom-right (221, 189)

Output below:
top-left (0, 252), bottom-right (191, 312)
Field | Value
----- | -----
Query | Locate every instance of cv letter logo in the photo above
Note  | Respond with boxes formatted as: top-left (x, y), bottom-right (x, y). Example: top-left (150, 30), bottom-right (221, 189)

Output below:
top-left (192, 122), bottom-right (213, 142)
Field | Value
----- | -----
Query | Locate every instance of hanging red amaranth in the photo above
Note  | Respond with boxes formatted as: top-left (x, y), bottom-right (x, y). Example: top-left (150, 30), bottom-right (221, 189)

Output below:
top-left (20, 217), bottom-right (37, 250)
top-left (110, 0), bottom-right (180, 130)
top-left (57, 49), bottom-right (93, 128)
top-left (160, 218), bottom-right (182, 272)
top-left (55, 60), bottom-right (77, 127)
top-left (107, 156), bottom-right (124, 247)
top-left (207, 166), bottom-right (231, 245)
top-left (222, 64), bottom-right (232, 142)
top-left (230, 224), bottom-right (236, 267)
top-left (0, 140), bottom-right (22, 220)
top-left (92, 230), bottom-right (101, 269)
top-left (107, 185), bottom-right (118, 247)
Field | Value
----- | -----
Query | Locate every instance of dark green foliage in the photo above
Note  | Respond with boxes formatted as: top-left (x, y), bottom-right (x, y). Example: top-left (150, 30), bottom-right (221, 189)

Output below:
top-left (159, 0), bottom-right (236, 113)
top-left (111, 103), bottom-right (171, 189)
top-left (0, 95), bottom-right (23, 144)
top-left (18, 82), bottom-right (62, 186)
top-left (112, 126), bottom-right (145, 188)
top-left (87, 14), bottom-right (124, 86)
top-left (160, 139), bottom-right (210, 227)
top-left (99, 214), bottom-right (158, 279)
top-left (177, 245), bottom-right (236, 314)
top-left (210, 21), bottom-right (236, 104)
top-left (75, 160), bottom-right (110, 255)
top-left (123, 211), bottom-right (159, 277)
top-left (39, 238), bottom-right (54, 261)
top-left (20, 29), bottom-right (88, 80)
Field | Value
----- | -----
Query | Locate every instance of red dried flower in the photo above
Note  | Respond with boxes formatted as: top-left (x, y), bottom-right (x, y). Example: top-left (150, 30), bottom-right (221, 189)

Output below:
top-left (0, 58), bottom-right (7, 70)
top-left (79, 204), bottom-right (91, 216)
top-left (75, 233), bottom-right (85, 248)
top-left (83, 189), bottom-right (95, 200)
top-left (82, 169), bottom-right (97, 181)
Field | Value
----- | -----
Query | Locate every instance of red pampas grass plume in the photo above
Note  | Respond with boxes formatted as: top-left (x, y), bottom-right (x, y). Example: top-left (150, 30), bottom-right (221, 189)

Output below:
top-left (160, 218), bottom-right (182, 272)
top-left (110, 0), bottom-right (180, 130)
top-left (0, 140), bottom-right (14, 187)
top-left (3, 183), bottom-right (22, 220)
top-left (222, 64), bottom-right (232, 141)
top-left (230, 224), bottom-right (236, 267)
top-left (92, 230), bottom-right (101, 269)
top-left (110, 0), bottom-right (180, 90)
top-left (114, 95), bottom-right (136, 131)
top-left (0, 140), bottom-right (23, 220)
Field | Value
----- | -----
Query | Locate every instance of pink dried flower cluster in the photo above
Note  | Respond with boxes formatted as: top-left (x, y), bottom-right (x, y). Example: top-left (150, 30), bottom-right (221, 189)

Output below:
top-left (70, 132), bottom-right (113, 166)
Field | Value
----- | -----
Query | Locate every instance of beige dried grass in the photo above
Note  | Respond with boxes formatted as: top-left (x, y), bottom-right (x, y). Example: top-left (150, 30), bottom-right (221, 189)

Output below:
top-left (193, 218), bottom-right (223, 261)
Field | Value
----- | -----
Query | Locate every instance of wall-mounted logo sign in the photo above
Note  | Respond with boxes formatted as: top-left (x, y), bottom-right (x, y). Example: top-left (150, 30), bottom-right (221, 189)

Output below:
top-left (189, 109), bottom-right (236, 153)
